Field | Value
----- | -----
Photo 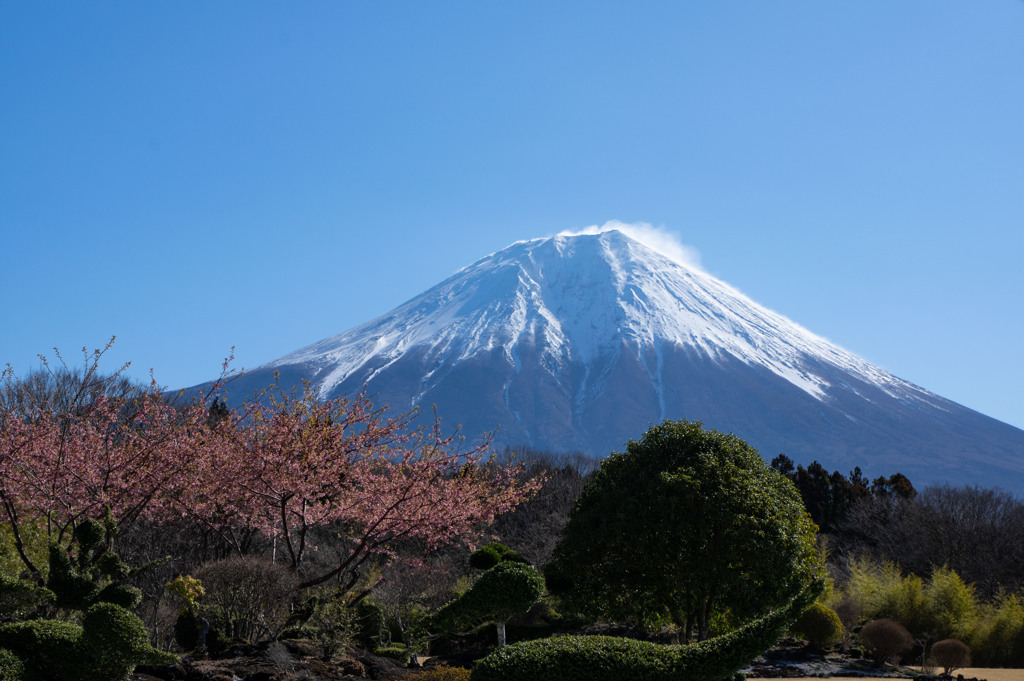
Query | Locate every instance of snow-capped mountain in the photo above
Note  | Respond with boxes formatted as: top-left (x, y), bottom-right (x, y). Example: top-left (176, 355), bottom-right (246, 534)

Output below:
top-left (206, 230), bottom-right (1024, 491)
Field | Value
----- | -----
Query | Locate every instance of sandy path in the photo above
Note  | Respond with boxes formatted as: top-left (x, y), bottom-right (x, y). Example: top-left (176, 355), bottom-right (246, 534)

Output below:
top-left (748, 671), bottom-right (1023, 681)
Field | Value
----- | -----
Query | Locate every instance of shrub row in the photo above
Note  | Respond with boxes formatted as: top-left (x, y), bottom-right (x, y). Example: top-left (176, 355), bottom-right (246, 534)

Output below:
top-left (470, 585), bottom-right (817, 681)
top-left (0, 603), bottom-right (176, 681)
top-left (835, 557), bottom-right (1024, 666)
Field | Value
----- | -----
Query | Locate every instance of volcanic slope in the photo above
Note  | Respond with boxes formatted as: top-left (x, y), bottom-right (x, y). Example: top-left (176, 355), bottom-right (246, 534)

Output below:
top-left (209, 230), bottom-right (1024, 491)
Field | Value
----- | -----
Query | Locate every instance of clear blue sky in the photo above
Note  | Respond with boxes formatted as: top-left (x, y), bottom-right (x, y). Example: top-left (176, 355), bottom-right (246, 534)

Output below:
top-left (2, 2), bottom-right (1022, 431)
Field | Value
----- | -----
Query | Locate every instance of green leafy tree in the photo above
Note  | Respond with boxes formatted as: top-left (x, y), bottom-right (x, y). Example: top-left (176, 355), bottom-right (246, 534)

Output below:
top-left (546, 420), bottom-right (822, 640)
top-left (432, 562), bottom-right (545, 647)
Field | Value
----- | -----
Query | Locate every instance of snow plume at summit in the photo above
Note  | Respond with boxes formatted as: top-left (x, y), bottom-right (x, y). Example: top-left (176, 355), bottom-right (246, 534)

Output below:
top-left (192, 229), bottom-right (1024, 493)
top-left (556, 220), bottom-right (704, 271)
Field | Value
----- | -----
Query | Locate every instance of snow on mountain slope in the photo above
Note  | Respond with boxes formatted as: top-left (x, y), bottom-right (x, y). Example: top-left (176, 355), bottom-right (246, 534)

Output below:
top-left (273, 231), bottom-right (917, 406)
top-left (210, 229), bottom-right (1024, 492)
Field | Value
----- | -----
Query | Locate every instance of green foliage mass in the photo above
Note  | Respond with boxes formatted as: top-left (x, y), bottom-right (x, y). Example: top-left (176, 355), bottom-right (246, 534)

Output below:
top-left (0, 575), bottom-right (53, 619)
top-left (791, 602), bottom-right (843, 650)
top-left (0, 515), bottom-right (175, 680)
top-left (967, 594), bottom-right (1024, 667)
top-left (835, 556), bottom-right (1024, 667)
top-left (46, 518), bottom-right (141, 612)
top-left (0, 603), bottom-right (175, 681)
top-left (839, 558), bottom-right (976, 639)
top-left (546, 420), bottom-right (822, 636)
top-left (433, 562), bottom-right (545, 631)
top-left (0, 648), bottom-right (25, 681)
top-left (470, 586), bottom-right (818, 681)
top-left (468, 543), bottom-right (527, 571)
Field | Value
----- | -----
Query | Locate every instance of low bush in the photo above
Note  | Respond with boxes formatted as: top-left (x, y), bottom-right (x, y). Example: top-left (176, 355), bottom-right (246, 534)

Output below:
top-left (791, 602), bottom-right (843, 650)
top-left (409, 663), bottom-right (472, 681)
top-left (374, 643), bottom-right (409, 661)
top-left (470, 587), bottom-right (815, 681)
top-left (469, 543), bottom-right (527, 571)
top-left (194, 556), bottom-right (298, 642)
top-left (0, 618), bottom-right (82, 680)
top-left (859, 618), bottom-right (913, 665)
top-left (80, 603), bottom-right (177, 681)
top-left (931, 638), bottom-right (970, 675)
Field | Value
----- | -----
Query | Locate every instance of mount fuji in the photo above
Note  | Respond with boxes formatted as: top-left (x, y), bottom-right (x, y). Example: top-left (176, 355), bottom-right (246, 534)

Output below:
top-left (201, 229), bottom-right (1024, 491)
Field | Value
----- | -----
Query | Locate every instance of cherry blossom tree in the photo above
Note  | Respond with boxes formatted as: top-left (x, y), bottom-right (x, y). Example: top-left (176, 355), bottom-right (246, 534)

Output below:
top-left (1, 340), bottom-right (538, 593)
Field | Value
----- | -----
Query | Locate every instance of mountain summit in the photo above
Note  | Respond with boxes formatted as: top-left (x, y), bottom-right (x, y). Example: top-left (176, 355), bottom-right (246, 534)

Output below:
top-left (213, 230), bottom-right (1024, 490)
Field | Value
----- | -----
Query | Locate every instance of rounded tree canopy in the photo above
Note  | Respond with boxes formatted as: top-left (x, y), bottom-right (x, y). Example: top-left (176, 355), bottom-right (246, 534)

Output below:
top-left (546, 419), bottom-right (822, 637)
top-left (433, 561), bottom-right (546, 630)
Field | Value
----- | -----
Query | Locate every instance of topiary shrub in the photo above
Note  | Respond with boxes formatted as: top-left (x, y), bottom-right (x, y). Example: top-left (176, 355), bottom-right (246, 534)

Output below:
top-left (791, 602), bottom-right (843, 650)
top-left (470, 586), bottom-right (818, 681)
top-left (80, 602), bottom-right (178, 681)
top-left (859, 618), bottom-right (913, 665)
top-left (45, 516), bottom-right (143, 615)
top-left (0, 618), bottom-right (82, 681)
top-left (0, 573), bottom-right (53, 618)
top-left (0, 603), bottom-right (175, 681)
top-left (0, 514), bottom-right (178, 680)
top-left (931, 638), bottom-right (970, 676)
top-left (468, 543), bottom-right (527, 571)
top-left (432, 562), bottom-right (545, 648)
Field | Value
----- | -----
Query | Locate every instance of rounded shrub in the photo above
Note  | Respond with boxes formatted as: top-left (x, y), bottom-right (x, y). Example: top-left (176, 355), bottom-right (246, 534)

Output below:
top-left (859, 618), bottom-right (913, 665)
top-left (792, 602), bottom-right (843, 650)
top-left (0, 618), bottom-right (83, 680)
top-left (469, 542), bottom-right (526, 571)
top-left (81, 602), bottom-right (177, 681)
top-left (194, 555), bottom-right (298, 642)
top-left (931, 638), bottom-right (970, 675)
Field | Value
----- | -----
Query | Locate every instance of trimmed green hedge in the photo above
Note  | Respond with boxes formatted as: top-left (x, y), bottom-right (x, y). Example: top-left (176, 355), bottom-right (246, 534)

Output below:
top-left (0, 603), bottom-right (176, 681)
top-left (470, 585), bottom-right (817, 681)
top-left (0, 618), bottom-right (83, 681)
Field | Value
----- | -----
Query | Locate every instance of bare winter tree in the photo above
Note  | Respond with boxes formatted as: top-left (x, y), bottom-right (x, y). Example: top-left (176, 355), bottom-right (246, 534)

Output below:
top-left (833, 484), bottom-right (1024, 598)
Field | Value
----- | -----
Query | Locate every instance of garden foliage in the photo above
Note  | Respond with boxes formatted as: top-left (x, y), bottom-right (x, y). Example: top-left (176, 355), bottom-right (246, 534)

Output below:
top-left (470, 587), bottom-right (818, 681)
top-left (546, 420), bottom-right (822, 639)
top-left (790, 602), bottom-right (843, 650)
top-left (0, 517), bottom-right (175, 680)
top-left (432, 561), bottom-right (545, 647)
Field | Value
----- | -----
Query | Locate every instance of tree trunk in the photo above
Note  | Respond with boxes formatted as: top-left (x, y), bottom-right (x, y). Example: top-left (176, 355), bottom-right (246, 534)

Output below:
top-left (496, 621), bottom-right (507, 648)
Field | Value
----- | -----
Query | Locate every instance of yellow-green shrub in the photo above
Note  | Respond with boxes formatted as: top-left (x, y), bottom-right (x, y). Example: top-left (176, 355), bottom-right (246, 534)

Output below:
top-left (791, 602), bottom-right (843, 649)
top-left (965, 594), bottom-right (1024, 667)
top-left (925, 567), bottom-right (976, 639)
top-left (409, 663), bottom-right (472, 681)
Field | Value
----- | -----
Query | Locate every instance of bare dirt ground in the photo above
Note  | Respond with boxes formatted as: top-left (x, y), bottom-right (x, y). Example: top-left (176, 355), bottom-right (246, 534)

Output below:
top-left (748, 672), bottom-right (1024, 681)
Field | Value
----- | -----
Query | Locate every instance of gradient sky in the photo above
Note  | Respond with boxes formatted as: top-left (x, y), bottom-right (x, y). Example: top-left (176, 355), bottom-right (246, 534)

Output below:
top-left (2, 2), bottom-right (1022, 431)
